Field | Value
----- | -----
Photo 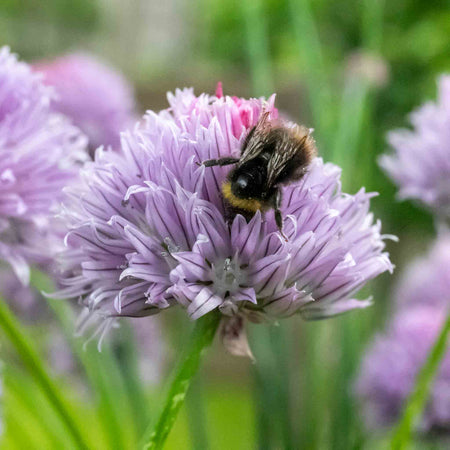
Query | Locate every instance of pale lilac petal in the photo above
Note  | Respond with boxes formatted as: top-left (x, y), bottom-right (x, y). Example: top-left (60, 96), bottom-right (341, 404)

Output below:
top-left (171, 251), bottom-right (210, 281)
top-left (300, 297), bottom-right (372, 320)
top-left (187, 287), bottom-right (223, 320)
top-left (230, 287), bottom-right (257, 304)
top-left (263, 288), bottom-right (312, 317)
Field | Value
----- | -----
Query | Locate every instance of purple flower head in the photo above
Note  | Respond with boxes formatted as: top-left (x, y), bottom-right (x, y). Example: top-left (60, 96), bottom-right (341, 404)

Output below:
top-left (355, 305), bottom-right (450, 435)
top-left (380, 75), bottom-right (450, 218)
top-left (55, 87), bottom-right (393, 351)
top-left (0, 47), bottom-right (88, 284)
top-left (394, 233), bottom-right (450, 310)
top-left (33, 53), bottom-right (136, 153)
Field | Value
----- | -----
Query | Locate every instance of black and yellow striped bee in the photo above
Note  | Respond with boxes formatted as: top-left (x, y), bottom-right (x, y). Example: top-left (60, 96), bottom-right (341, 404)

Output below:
top-left (202, 112), bottom-right (317, 240)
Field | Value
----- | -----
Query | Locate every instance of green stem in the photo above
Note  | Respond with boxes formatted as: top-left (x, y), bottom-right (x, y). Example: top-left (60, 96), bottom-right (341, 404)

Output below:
top-left (0, 299), bottom-right (90, 450)
top-left (140, 312), bottom-right (221, 450)
top-left (390, 310), bottom-right (450, 450)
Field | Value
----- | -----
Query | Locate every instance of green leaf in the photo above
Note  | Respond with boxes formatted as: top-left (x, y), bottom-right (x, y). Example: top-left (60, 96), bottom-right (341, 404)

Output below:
top-left (31, 269), bottom-right (138, 449)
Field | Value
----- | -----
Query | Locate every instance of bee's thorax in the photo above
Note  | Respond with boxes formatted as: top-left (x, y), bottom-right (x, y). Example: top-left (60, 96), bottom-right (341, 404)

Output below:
top-left (229, 159), bottom-right (267, 199)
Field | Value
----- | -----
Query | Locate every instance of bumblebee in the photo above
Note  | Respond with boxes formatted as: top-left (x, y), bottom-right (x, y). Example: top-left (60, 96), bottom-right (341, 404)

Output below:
top-left (202, 112), bottom-right (317, 240)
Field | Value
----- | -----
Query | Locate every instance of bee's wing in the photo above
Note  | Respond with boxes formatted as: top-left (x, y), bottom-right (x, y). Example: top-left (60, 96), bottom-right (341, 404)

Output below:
top-left (266, 125), bottom-right (316, 188)
top-left (238, 112), bottom-right (272, 165)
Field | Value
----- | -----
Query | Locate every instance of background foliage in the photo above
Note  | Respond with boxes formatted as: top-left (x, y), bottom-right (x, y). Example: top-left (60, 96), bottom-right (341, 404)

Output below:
top-left (0, 0), bottom-right (448, 448)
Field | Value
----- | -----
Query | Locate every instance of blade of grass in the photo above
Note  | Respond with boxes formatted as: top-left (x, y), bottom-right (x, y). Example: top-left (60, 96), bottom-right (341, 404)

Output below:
top-left (328, 315), bottom-right (366, 450)
top-left (332, 0), bottom-right (388, 442)
top-left (0, 299), bottom-right (89, 450)
top-left (4, 414), bottom-right (45, 450)
top-left (328, 80), bottom-right (374, 450)
top-left (362, 0), bottom-right (385, 51)
top-left (87, 346), bottom-right (138, 448)
top-left (288, 0), bottom-right (334, 152)
top-left (31, 269), bottom-right (137, 449)
top-left (5, 355), bottom-right (112, 450)
top-left (115, 321), bottom-right (152, 436)
top-left (328, 0), bottom-right (386, 439)
top-left (4, 367), bottom-right (63, 449)
top-left (331, 78), bottom-right (369, 189)
top-left (390, 310), bottom-right (450, 450)
top-left (242, 0), bottom-right (273, 96)
top-left (358, 0), bottom-right (386, 191)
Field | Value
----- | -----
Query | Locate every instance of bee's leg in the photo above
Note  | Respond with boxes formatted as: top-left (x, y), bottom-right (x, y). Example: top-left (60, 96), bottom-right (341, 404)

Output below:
top-left (270, 189), bottom-right (288, 242)
top-left (200, 157), bottom-right (240, 167)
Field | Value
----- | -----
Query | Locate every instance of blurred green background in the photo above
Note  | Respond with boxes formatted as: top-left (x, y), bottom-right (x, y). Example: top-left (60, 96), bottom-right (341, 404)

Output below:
top-left (0, 0), bottom-right (448, 449)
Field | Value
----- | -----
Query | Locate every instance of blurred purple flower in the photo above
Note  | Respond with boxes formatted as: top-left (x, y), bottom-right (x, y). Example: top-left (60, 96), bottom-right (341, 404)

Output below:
top-left (54, 87), bottom-right (393, 348)
top-left (394, 233), bottom-right (450, 310)
top-left (34, 53), bottom-right (137, 153)
top-left (355, 305), bottom-right (450, 435)
top-left (0, 47), bottom-right (87, 284)
top-left (380, 76), bottom-right (450, 218)
top-left (0, 266), bottom-right (42, 317)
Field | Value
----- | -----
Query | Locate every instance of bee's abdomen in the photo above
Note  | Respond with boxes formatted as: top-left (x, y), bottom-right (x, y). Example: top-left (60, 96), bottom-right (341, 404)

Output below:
top-left (222, 182), bottom-right (262, 212)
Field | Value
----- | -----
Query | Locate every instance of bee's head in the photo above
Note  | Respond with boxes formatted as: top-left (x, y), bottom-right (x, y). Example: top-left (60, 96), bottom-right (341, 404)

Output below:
top-left (230, 163), bottom-right (266, 199)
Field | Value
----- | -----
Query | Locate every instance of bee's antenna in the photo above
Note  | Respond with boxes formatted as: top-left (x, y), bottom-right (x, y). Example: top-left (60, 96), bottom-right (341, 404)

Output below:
top-left (280, 230), bottom-right (289, 242)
